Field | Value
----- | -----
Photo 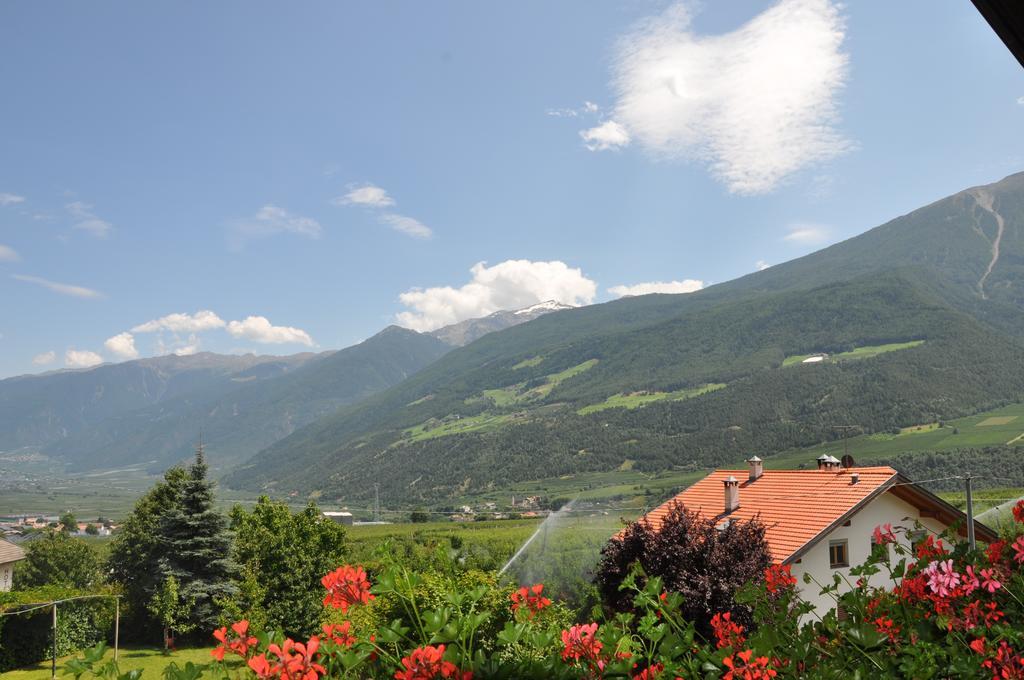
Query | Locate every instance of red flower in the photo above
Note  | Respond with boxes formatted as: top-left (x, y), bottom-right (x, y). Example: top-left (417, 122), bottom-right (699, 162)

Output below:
top-left (322, 565), bottom-right (375, 613)
top-left (561, 623), bottom-right (603, 663)
top-left (872, 523), bottom-right (897, 546)
top-left (1013, 536), bottom-right (1024, 565)
top-left (510, 583), bottom-right (552, 618)
top-left (915, 535), bottom-right (948, 560)
top-left (722, 650), bottom-right (777, 680)
top-left (267, 637), bottom-right (325, 680)
top-left (249, 654), bottom-right (278, 679)
top-left (873, 617), bottom-right (900, 643)
top-left (394, 645), bottom-right (471, 680)
top-left (710, 612), bottom-right (746, 650)
top-left (981, 640), bottom-right (1024, 680)
top-left (212, 619), bottom-right (258, 660)
top-left (322, 621), bottom-right (356, 648)
top-left (633, 663), bottom-right (664, 679)
top-left (986, 540), bottom-right (1007, 565)
top-left (1012, 499), bottom-right (1024, 524)
top-left (764, 565), bottom-right (796, 594)
top-left (971, 638), bottom-right (987, 655)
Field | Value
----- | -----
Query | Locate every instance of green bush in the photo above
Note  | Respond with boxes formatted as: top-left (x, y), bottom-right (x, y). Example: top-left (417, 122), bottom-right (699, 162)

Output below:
top-left (0, 586), bottom-right (116, 671)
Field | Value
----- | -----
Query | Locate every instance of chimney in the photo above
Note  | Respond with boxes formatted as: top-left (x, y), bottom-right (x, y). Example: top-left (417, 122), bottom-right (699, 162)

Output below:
top-left (723, 475), bottom-right (740, 513)
top-left (851, 472), bottom-right (860, 485)
top-left (747, 455), bottom-right (763, 482)
top-left (817, 454), bottom-right (829, 471)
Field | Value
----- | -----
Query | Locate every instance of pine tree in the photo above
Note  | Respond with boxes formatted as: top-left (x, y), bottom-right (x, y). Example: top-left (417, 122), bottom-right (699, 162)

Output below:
top-left (157, 444), bottom-right (236, 633)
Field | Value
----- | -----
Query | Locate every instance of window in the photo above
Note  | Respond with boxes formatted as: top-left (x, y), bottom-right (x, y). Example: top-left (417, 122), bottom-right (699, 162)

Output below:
top-left (829, 539), bottom-right (849, 568)
top-left (908, 530), bottom-right (927, 553)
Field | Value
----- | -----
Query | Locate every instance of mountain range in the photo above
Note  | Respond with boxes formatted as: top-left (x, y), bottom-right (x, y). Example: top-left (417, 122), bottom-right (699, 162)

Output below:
top-left (223, 171), bottom-right (1024, 503)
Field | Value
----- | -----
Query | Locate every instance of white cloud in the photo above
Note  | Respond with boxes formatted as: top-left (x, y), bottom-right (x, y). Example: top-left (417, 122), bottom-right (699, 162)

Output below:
top-left (226, 316), bottom-right (314, 346)
top-left (608, 279), bottom-right (704, 297)
top-left (756, 260), bottom-right (771, 271)
top-left (11, 274), bottom-right (103, 299)
top-left (1017, 96), bottom-right (1024, 106)
top-left (783, 223), bottom-right (831, 245)
top-left (396, 259), bottom-right (597, 332)
top-left (580, 120), bottom-right (631, 151)
top-left (379, 213), bottom-right (433, 239)
top-left (131, 310), bottom-right (226, 334)
top-left (32, 351), bottom-right (56, 366)
top-left (547, 101), bottom-right (601, 118)
top-left (66, 201), bottom-right (113, 238)
top-left (333, 184), bottom-right (395, 208)
top-left (229, 205), bottom-right (322, 248)
top-left (596, 0), bottom-right (850, 194)
top-left (104, 332), bottom-right (139, 360)
top-left (0, 245), bottom-right (19, 262)
top-left (0, 193), bottom-right (25, 206)
top-left (65, 348), bottom-right (103, 368)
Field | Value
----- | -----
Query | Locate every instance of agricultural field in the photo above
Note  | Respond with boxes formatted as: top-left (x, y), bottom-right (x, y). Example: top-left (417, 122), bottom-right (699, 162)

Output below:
top-left (577, 383), bottom-right (726, 415)
top-left (782, 340), bottom-right (925, 367)
top-left (765, 401), bottom-right (1024, 469)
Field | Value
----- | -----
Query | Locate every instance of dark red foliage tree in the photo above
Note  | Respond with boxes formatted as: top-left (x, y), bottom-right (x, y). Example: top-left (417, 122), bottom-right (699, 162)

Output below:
top-left (595, 501), bottom-right (772, 636)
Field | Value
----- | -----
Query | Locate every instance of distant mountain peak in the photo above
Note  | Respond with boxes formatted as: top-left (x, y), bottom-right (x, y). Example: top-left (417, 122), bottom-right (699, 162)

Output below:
top-left (514, 300), bottom-right (575, 316)
top-left (429, 300), bottom-right (575, 347)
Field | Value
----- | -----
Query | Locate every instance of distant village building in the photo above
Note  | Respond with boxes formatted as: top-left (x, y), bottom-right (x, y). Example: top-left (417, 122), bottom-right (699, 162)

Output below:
top-left (322, 511), bottom-right (354, 526)
top-left (801, 353), bottom-right (829, 364)
top-left (0, 538), bottom-right (26, 592)
top-left (636, 455), bottom-right (996, 616)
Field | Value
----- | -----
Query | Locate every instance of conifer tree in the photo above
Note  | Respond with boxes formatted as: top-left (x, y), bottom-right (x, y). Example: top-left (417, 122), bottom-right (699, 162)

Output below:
top-left (157, 444), bottom-right (236, 633)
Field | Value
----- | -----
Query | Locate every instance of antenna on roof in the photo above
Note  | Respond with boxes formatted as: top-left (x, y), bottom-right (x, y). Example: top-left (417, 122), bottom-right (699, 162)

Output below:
top-left (831, 425), bottom-right (861, 463)
top-left (841, 454), bottom-right (856, 469)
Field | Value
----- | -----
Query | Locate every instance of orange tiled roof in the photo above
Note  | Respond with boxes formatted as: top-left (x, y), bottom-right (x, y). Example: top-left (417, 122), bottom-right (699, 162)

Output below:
top-left (640, 467), bottom-right (899, 564)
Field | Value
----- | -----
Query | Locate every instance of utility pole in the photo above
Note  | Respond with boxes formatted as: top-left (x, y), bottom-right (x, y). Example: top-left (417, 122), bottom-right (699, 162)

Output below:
top-left (831, 425), bottom-right (861, 462)
top-left (965, 475), bottom-right (976, 551)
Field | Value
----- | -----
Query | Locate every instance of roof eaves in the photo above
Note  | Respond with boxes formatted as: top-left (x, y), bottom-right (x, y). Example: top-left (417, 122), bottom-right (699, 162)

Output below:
top-left (890, 474), bottom-right (998, 543)
top-left (781, 472), bottom-right (899, 566)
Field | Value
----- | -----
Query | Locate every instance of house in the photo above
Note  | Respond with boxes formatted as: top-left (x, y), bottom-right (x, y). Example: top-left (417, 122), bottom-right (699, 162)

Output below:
top-left (638, 455), bottom-right (997, 615)
top-left (0, 538), bottom-right (26, 592)
top-left (322, 511), bottom-right (354, 526)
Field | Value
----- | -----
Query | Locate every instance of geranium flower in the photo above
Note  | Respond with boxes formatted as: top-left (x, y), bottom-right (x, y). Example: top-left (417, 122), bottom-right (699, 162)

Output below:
top-left (764, 564), bottom-right (796, 593)
top-left (633, 662), bottom-right (663, 679)
top-left (394, 644), bottom-right (471, 680)
top-left (963, 565), bottom-right (980, 595)
top-left (923, 559), bottom-right (960, 598)
top-left (322, 565), bottom-right (375, 613)
top-left (722, 650), bottom-right (777, 680)
top-left (561, 623), bottom-right (603, 663)
top-left (267, 637), bottom-right (325, 680)
top-left (510, 583), bottom-right (552, 618)
top-left (1012, 499), bottom-right (1024, 524)
top-left (981, 640), bottom-right (1024, 679)
top-left (979, 568), bottom-right (1002, 593)
top-left (1013, 536), bottom-right (1024, 565)
top-left (710, 612), bottom-right (746, 650)
top-left (322, 621), bottom-right (356, 648)
top-left (873, 617), bottom-right (900, 643)
top-left (970, 637), bottom-right (987, 655)
top-left (872, 523), bottom-right (897, 546)
top-left (986, 540), bottom-right (1006, 565)
top-left (248, 654), bottom-right (279, 680)
top-left (212, 620), bottom-right (258, 660)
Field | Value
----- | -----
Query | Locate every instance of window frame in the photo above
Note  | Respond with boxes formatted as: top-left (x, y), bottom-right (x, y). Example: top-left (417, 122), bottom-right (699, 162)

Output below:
top-left (829, 538), bottom-right (850, 568)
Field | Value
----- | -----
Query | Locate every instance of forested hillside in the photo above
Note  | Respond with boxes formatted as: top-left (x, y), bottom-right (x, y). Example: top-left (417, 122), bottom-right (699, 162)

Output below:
top-left (226, 172), bottom-right (1024, 503)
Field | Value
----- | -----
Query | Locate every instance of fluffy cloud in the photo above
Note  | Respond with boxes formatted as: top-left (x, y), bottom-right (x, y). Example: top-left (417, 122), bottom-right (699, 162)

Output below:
top-left (65, 348), bottom-right (103, 368)
top-left (131, 310), bottom-right (226, 334)
top-left (0, 245), bottom-right (19, 262)
top-left (396, 259), bottom-right (597, 332)
top-left (66, 201), bottom-right (113, 238)
top-left (378, 213), bottom-right (433, 239)
top-left (334, 184), bottom-right (395, 208)
top-left (580, 120), bottom-right (631, 151)
top-left (593, 0), bottom-right (850, 194)
top-left (32, 351), bottom-right (56, 366)
top-left (1017, 96), bottom-right (1024, 106)
top-left (783, 223), bottom-right (831, 245)
top-left (104, 332), bottom-right (139, 360)
top-left (11, 274), bottom-right (103, 298)
top-left (608, 279), bottom-right (704, 298)
top-left (229, 205), bottom-right (322, 248)
top-left (0, 193), bottom-right (25, 206)
top-left (226, 316), bottom-right (314, 346)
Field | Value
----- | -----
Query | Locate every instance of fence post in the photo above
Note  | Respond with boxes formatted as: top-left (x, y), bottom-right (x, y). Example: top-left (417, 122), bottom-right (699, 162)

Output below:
top-left (114, 596), bottom-right (120, 663)
top-left (51, 602), bottom-right (57, 680)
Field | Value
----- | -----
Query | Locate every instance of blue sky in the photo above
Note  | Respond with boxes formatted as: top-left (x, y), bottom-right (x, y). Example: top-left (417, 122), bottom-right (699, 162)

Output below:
top-left (1, 0), bottom-right (1022, 378)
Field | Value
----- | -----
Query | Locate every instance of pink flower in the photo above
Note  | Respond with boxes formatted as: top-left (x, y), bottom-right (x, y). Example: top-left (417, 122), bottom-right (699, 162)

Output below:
top-left (979, 568), bottom-right (1002, 593)
top-left (962, 565), bottom-right (980, 595)
top-left (923, 559), bottom-right (960, 598)
top-left (1013, 536), bottom-right (1024, 565)
top-left (872, 523), bottom-right (897, 546)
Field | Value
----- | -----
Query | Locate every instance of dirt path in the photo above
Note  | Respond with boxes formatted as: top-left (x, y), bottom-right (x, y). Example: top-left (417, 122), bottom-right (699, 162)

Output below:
top-left (971, 188), bottom-right (1005, 300)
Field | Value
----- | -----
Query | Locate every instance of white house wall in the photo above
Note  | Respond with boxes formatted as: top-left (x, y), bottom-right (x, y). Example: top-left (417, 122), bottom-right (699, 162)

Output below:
top-left (788, 490), bottom-right (950, 616)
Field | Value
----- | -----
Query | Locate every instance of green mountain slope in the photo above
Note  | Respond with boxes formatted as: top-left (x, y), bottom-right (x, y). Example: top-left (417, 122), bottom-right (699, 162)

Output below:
top-left (43, 326), bottom-right (451, 473)
top-left (225, 172), bottom-right (1024, 503)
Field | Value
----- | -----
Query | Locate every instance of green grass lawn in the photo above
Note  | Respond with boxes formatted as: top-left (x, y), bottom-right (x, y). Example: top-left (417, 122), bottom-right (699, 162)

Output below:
top-left (0, 647), bottom-right (214, 680)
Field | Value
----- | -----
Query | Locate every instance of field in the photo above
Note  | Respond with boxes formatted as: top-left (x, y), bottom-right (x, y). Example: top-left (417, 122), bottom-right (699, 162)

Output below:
top-left (765, 401), bottom-right (1024, 469)
top-left (577, 383), bottom-right (726, 415)
top-left (782, 340), bottom-right (925, 366)
top-left (0, 647), bottom-right (215, 680)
